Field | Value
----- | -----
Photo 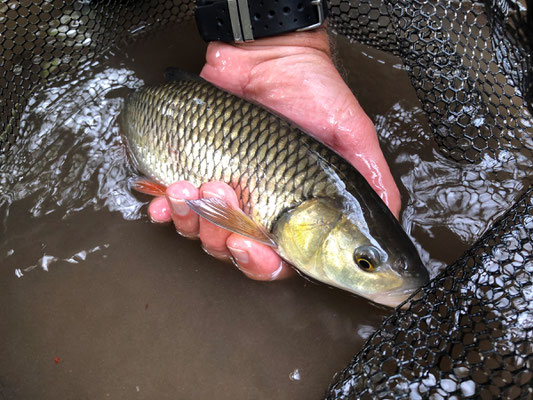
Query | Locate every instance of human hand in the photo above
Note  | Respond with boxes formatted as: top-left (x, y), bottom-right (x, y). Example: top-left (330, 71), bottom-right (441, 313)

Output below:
top-left (149, 180), bottom-right (294, 280)
top-left (148, 28), bottom-right (401, 280)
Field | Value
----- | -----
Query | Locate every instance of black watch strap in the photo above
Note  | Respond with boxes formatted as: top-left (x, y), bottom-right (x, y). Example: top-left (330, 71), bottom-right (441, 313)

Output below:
top-left (195, 0), bottom-right (328, 42)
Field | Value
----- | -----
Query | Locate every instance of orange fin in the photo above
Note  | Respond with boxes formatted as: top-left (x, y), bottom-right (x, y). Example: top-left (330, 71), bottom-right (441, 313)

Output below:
top-left (185, 197), bottom-right (277, 248)
top-left (133, 179), bottom-right (167, 197)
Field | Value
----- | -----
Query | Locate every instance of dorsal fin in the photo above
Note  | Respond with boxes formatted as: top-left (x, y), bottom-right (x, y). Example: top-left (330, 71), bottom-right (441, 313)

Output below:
top-left (164, 67), bottom-right (204, 83)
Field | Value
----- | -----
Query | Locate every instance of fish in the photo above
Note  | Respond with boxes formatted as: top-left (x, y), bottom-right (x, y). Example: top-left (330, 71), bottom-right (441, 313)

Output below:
top-left (120, 69), bottom-right (430, 307)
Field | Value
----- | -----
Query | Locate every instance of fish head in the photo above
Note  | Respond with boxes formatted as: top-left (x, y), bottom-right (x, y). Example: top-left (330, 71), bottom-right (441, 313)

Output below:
top-left (274, 198), bottom-right (429, 307)
top-left (319, 207), bottom-right (430, 308)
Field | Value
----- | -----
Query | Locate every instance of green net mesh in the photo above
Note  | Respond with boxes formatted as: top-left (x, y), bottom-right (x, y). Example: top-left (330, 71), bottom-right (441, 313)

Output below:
top-left (0, 1), bottom-right (531, 399)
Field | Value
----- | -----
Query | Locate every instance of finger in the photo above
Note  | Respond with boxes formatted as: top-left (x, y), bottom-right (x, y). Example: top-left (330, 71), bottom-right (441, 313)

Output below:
top-left (166, 181), bottom-right (200, 238)
top-left (198, 182), bottom-right (240, 260)
top-left (340, 114), bottom-right (402, 219)
top-left (226, 234), bottom-right (294, 281)
top-left (148, 196), bottom-right (172, 223)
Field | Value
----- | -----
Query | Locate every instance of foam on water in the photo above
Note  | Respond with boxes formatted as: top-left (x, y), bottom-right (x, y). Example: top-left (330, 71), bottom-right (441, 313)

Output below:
top-left (0, 64), bottom-right (145, 225)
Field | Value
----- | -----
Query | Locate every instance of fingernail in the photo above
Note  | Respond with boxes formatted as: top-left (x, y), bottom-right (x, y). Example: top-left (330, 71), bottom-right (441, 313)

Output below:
top-left (167, 196), bottom-right (190, 216)
top-left (202, 245), bottom-right (231, 261)
top-left (150, 215), bottom-right (170, 224)
top-left (239, 269), bottom-right (267, 281)
top-left (175, 228), bottom-right (199, 239)
top-left (269, 261), bottom-right (284, 281)
top-left (233, 259), bottom-right (284, 281)
top-left (228, 246), bottom-right (249, 265)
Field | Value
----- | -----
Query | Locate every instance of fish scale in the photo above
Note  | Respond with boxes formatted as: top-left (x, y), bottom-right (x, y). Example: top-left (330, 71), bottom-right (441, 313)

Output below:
top-left (121, 72), bottom-right (430, 306)
top-left (122, 77), bottom-right (344, 229)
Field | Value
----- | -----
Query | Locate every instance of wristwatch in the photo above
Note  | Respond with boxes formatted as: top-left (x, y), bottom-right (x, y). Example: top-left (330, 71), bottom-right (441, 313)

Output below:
top-left (195, 0), bottom-right (328, 42)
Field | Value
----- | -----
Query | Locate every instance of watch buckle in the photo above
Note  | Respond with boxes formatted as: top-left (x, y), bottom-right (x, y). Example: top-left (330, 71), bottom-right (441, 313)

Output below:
top-left (228, 0), bottom-right (254, 42)
top-left (297, 0), bottom-right (325, 32)
top-left (228, 0), bottom-right (325, 42)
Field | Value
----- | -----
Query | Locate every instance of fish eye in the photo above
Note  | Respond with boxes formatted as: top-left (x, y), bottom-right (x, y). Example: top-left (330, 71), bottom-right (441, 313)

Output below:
top-left (355, 256), bottom-right (375, 271)
top-left (354, 246), bottom-right (381, 272)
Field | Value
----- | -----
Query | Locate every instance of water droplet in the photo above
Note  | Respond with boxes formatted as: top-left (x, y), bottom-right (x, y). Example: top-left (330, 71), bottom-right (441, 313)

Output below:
top-left (289, 368), bottom-right (301, 381)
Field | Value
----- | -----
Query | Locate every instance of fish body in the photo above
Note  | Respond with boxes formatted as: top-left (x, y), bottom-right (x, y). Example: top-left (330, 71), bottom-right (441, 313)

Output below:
top-left (121, 70), bottom-right (429, 307)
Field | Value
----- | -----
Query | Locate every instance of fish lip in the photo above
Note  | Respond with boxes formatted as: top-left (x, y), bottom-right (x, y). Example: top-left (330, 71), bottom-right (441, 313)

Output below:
top-left (367, 263), bottom-right (430, 308)
top-left (367, 285), bottom-right (426, 308)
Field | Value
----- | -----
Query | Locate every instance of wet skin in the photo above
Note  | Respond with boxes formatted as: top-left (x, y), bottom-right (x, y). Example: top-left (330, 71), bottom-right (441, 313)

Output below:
top-left (148, 28), bottom-right (401, 280)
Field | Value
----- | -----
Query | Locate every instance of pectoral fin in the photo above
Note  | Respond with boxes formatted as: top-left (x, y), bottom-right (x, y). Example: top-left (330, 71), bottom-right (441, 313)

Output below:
top-left (185, 197), bottom-right (277, 247)
top-left (133, 179), bottom-right (167, 197)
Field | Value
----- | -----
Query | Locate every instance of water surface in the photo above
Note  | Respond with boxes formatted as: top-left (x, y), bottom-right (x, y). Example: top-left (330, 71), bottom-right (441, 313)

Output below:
top-left (0, 23), bottom-right (530, 399)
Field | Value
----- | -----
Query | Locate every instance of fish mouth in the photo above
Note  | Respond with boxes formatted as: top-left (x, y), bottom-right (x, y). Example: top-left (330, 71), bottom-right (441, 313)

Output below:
top-left (367, 262), bottom-right (430, 308)
top-left (371, 287), bottom-right (419, 309)
top-left (368, 284), bottom-right (427, 308)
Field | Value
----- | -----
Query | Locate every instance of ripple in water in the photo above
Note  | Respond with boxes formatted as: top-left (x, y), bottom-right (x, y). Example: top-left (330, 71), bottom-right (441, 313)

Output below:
top-left (376, 102), bottom-right (531, 275)
top-left (0, 65), bottom-right (145, 222)
top-left (1, 66), bottom-right (530, 280)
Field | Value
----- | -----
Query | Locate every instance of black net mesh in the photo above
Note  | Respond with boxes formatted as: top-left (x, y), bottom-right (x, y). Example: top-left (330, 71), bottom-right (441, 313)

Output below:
top-left (329, 0), bottom-right (533, 163)
top-left (0, 0), bottom-right (196, 160)
top-left (0, 1), bottom-right (531, 399)
top-left (325, 2), bottom-right (533, 398)
top-left (326, 186), bottom-right (533, 399)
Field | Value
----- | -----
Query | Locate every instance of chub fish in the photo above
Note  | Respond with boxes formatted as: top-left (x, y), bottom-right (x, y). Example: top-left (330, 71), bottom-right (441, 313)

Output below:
top-left (121, 69), bottom-right (429, 307)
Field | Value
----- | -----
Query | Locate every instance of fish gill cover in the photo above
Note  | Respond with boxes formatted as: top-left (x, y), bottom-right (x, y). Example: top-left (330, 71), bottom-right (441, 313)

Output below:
top-left (0, 0), bottom-right (531, 399)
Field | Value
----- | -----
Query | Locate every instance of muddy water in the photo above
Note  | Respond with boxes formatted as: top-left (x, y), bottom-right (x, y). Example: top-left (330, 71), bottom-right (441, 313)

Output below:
top-left (0, 24), bottom-right (529, 399)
